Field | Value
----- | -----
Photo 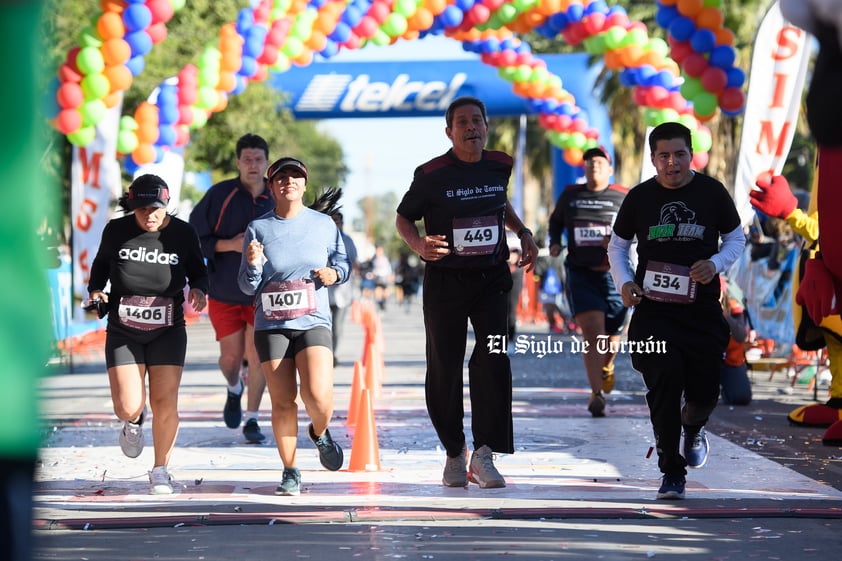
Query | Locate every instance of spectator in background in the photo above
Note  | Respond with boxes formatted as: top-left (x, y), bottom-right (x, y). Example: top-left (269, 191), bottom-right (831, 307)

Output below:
top-left (395, 252), bottom-right (423, 310)
top-left (189, 133), bottom-right (274, 444)
top-left (506, 232), bottom-right (525, 343)
top-left (369, 245), bottom-right (394, 310)
top-left (720, 275), bottom-right (752, 406)
top-left (328, 212), bottom-right (358, 366)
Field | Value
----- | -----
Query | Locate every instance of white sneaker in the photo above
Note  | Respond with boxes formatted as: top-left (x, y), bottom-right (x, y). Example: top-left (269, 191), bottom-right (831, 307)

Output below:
top-left (119, 407), bottom-right (146, 458)
top-left (468, 445), bottom-right (506, 488)
top-left (149, 466), bottom-right (173, 495)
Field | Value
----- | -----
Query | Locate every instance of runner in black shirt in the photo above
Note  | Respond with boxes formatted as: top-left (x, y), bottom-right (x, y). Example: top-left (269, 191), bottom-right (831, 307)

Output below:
top-left (88, 174), bottom-right (208, 495)
top-left (396, 96), bottom-right (538, 489)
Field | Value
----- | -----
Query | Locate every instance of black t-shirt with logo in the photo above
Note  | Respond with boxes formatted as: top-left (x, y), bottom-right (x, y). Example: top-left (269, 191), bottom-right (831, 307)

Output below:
top-left (548, 183), bottom-right (628, 269)
top-left (612, 172), bottom-right (740, 302)
top-left (88, 214), bottom-right (209, 332)
top-left (397, 149), bottom-right (512, 269)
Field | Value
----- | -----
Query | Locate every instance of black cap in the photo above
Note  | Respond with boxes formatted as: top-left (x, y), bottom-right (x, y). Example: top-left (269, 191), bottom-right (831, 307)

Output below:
top-left (583, 147), bottom-right (611, 163)
top-left (127, 174), bottom-right (170, 210)
top-left (267, 157), bottom-right (308, 182)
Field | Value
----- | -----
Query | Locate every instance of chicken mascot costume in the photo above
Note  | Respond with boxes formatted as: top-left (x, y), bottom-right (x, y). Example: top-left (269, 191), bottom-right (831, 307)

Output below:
top-left (752, 0), bottom-right (842, 445)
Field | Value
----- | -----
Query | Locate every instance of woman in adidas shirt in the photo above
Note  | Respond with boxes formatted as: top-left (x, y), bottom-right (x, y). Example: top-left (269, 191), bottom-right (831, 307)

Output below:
top-left (87, 174), bottom-right (208, 495)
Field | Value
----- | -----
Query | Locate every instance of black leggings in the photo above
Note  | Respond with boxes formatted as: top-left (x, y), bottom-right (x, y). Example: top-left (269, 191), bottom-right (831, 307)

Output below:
top-left (422, 263), bottom-right (514, 457)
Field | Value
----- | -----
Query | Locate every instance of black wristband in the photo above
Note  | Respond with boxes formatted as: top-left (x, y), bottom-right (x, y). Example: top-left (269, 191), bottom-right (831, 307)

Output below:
top-left (517, 227), bottom-right (532, 239)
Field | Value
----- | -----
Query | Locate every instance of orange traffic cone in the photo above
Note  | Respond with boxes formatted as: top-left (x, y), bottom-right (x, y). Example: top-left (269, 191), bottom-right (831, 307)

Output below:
top-left (350, 299), bottom-right (362, 324)
top-left (363, 343), bottom-right (382, 399)
top-left (346, 361), bottom-right (366, 427)
top-left (348, 388), bottom-right (381, 472)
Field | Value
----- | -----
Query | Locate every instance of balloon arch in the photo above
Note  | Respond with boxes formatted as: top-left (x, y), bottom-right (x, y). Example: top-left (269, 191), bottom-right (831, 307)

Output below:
top-left (47, 0), bottom-right (744, 172)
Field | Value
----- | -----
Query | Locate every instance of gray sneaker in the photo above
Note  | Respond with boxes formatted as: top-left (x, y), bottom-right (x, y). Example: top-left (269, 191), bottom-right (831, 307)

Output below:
top-left (119, 407), bottom-right (146, 458)
top-left (275, 467), bottom-right (301, 496)
top-left (468, 445), bottom-right (506, 488)
top-left (148, 466), bottom-right (173, 495)
top-left (442, 446), bottom-right (467, 487)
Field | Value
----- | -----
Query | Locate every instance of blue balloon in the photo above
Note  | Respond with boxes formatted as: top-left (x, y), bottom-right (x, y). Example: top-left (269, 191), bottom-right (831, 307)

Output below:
top-left (566, 3), bottom-right (585, 23)
top-left (668, 16), bottom-right (695, 42)
top-left (125, 55), bottom-right (145, 76)
top-left (156, 124), bottom-right (176, 146)
top-left (655, 5), bottom-right (679, 29)
top-left (584, 0), bottom-right (608, 15)
top-left (123, 4), bottom-right (152, 33)
top-left (231, 75), bottom-right (247, 96)
top-left (330, 22), bottom-right (352, 43)
top-left (619, 68), bottom-right (637, 87)
top-left (310, 0), bottom-right (328, 7)
top-left (319, 39), bottom-right (339, 59)
top-left (550, 12), bottom-right (569, 32)
top-left (726, 67), bottom-right (746, 88)
top-left (637, 64), bottom-right (657, 85)
top-left (123, 155), bottom-right (140, 175)
top-left (709, 45), bottom-right (736, 69)
top-left (238, 56), bottom-right (257, 78)
top-left (456, 0), bottom-right (475, 10)
top-left (558, 103), bottom-right (575, 116)
top-left (341, 6), bottom-right (363, 28)
top-left (236, 8), bottom-right (254, 36)
top-left (654, 70), bottom-right (675, 89)
top-left (440, 5), bottom-right (463, 28)
top-left (690, 28), bottom-right (716, 54)
top-left (126, 30), bottom-right (153, 57)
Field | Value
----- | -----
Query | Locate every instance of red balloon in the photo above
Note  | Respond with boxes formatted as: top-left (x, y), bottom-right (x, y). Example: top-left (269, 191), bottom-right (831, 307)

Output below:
top-left (582, 12), bottom-right (606, 36)
top-left (683, 52), bottom-right (708, 78)
top-left (369, 1), bottom-right (390, 24)
top-left (700, 66), bottom-right (727, 94)
top-left (56, 108), bottom-right (82, 134)
top-left (719, 87), bottom-right (745, 112)
top-left (692, 151), bottom-right (709, 169)
top-left (354, 16), bottom-right (378, 38)
top-left (57, 82), bottom-right (84, 109)
top-left (146, 0), bottom-right (174, 24)
top-left (483, 0), bottom-right (506, 10)
top-left (147, 22), bottom-right (168, 44)
top-left (58, 63), bottom-right (83, 83)
top-left (669, 40), bottom-right (694, 64)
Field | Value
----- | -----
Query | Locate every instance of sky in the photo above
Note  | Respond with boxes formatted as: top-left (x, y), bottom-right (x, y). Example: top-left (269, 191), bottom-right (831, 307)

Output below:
top-left (313, 35), bottom-right (476, 227)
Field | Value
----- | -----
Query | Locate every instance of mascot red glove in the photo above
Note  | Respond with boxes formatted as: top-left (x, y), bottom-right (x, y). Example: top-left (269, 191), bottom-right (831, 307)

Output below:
top-left (751, 175), bottom-right (798, 219)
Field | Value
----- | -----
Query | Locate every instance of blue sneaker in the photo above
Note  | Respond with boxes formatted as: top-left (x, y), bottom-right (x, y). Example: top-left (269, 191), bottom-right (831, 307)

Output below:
top-left (308, 423), bottom-right (344, 471)
top-left (684, 428), bottom-right (709, 469)
top-left (275, 467), bottom-right (301, 496)
top-left (656, 474), bottom-right (686, 500)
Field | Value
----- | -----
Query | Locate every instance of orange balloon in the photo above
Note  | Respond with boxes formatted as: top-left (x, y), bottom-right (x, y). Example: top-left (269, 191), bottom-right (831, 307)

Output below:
top-left (102, 91), bottom-right (122, 109)
top-left (407, 8), bottom-right (434, 31)
top-left (306, 30), bottom-right (327, 52)
top-left (135, 102), bottom-right (158, 124)
top-left (100, 0), bottom-right (125, 14)
top-left (314, 14), bottom-right (336, 35)
top-left (97, 12), bottom-right (125, 40)
top-left (402, 29), bottom-right (420, 41)
top-left (212, 92), bottom-right (228, 113)
top-left (136, 123), bottom-right (159, 144)
top-left (132, 144), bottom-right (156, 165)
top-left (103, 64), bottom-right (132, 92)
top-left (604, 49), bottom-right (623, 71)
top-left (217, 71), bottom-right (236, 92)
top-left (523, 12), bottom-right (546, 29)
top-left (696, 7), bottom-right (724, 30)
top-left (563, 148), bottom-right (584, 167)
top-left (676, 0), bottom-right (703, 18)
top-left (637, 48), bottom-right (662, 68)
top-left (221, 51), bottom-right (242, 73)
top-left (424, 0), bottom-right (447, 16)
top-left (715, 27), bottom-right (735, 46)
top-left (292, 49), bottom-right (313, 67)
top-left (537, 0), bottom-right (562, 17)
top-left (102, 38), bottom-right (131, 66)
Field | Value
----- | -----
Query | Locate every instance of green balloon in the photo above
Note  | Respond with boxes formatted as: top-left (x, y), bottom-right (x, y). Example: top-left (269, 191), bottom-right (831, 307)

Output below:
top-left (77, 26), bottom-right (102, 49)
top-left (76, 47), bottom-right (105, 75)
top-left (117, 130), bottom-right (139, 154)
top-left (513, 65), bottom-right (532, 82)
top-left (171, 0), bottom-right (187, 10)
top-left (190, 108), bottom-right (208, 129)
top-left (371, 29), bottom-right (390, 46)
top-left (692, 129), bottom-right (713, 153)
top-left (643, 108), bottom-right (662, 127)
top-left (692, 91), bottom-right (718, 117)
top-left (79, 99), bottom-right (106, 126)
top-left (67, 126), bottom-right (96, 147)
top-left (571, 131), bottom-right (587, 149)
top-left (81, 73), bottom-right (109, 100)
top-left (195, 86), bottom-right (218, 110)
top-left (584, 35), bottom-right (607, 55)
top-left (603, 27), bottom-right (626, 50)
top-left (382, 13), bottom-right (408, 37)
top-left (198, 64), bottom-right (220, 88)
top-left (678, 113), bottom-right (698, 131)
top-left (621, 28), bottom-right (648, 49)
top-left (647, 38), bottom-right (670, 58)
top-left (120, 115), bottom-right (138, 131)
top-left (680, 76), bottom-right (703, 101)
top-left (281, 36), bottom-right (304, 58)
top-left (393, 0), bottom-right (416, 17)
top-left (498, 66), bottom-right (517, 81)
top-left (661, 108), bottom-right (680, 123)
top-left (498, 4), bottom-right (518, 24)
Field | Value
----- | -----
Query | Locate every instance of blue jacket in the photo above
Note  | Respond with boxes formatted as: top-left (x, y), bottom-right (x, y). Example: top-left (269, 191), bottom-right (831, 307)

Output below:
top-left (189, 178), bottom-right (274, 304)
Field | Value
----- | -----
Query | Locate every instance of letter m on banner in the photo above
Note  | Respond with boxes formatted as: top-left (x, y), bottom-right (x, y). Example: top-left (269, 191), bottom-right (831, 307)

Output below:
top-left (734, 0), bottom-right (811, 227)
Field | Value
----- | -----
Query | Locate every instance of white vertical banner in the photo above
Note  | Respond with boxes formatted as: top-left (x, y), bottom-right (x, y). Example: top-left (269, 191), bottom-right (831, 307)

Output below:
top-left (639, 126), bottom-right (655, 183)
top-left (70, 102), bottom-right (123, 317)
top-left (734, 0), bottom-right (812, 226)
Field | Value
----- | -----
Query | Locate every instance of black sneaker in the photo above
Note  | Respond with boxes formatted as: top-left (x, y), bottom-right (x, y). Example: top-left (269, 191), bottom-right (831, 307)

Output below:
top-left (656, 474), bottom-right (686, 500)
top-left (275, 467), bottom-right (301, 496)
top-left (223, 380), bottom-right (243, 429)
top-left (684, 428), bottom-right (709, 469)
top-left (243, 418), bottom-right (266, 443)
top-left (308, 423), bottom-right (344, 471)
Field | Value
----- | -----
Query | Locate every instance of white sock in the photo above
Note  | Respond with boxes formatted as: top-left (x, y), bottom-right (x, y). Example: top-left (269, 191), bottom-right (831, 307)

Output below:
top-left (227, 379), bottom-right (243, 394)
top-left (244, 411), bottom-right (258, 423)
